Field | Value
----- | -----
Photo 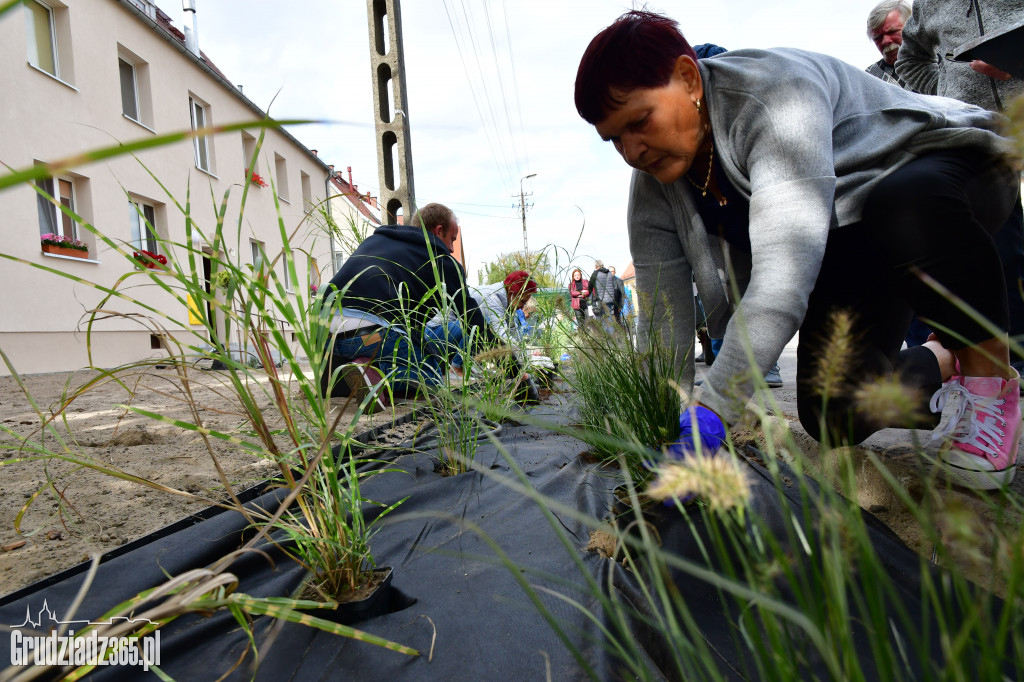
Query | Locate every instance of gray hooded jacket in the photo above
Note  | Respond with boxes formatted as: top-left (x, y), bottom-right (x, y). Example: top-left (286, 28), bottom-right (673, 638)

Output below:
top-left (896, 0), bottom-right (1024, 111)
top-left (628, 48), bottom-right (1009, 423)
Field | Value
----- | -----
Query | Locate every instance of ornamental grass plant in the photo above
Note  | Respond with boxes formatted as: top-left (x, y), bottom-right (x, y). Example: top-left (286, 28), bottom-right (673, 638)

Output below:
top-left (0, 121), bottom-right (420, 664)
top-left (475, 314), bottom-right (1024, 680)
top-left (563, 309), bottom-right (685, 485)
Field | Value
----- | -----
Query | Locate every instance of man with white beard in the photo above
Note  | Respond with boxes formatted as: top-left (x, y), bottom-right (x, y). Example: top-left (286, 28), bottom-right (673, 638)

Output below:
top-left (865, 0), bottom-right (912, 88)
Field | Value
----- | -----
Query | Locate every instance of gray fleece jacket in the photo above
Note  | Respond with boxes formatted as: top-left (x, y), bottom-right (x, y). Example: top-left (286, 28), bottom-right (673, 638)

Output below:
top-left (896, 0), bottom-right (1024, 111)
top-left (627, 48), bottom-right (1009, 423)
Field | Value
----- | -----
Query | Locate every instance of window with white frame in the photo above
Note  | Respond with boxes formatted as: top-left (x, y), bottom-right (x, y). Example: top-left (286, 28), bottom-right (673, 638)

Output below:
top-left (23, 0), bottom-right (73, 84)
top-left (24, 0), bottom-right (57, 77)
top-left (128, 200), bottom-right (159, 254)
top-left (189, 95), bottom-right (212, 173)
top-left (119, 58), bottom-right (138, 121)
top-left (309, 256), bottom-right (322, 294)
top-left (250, 239), bottom-right (264, 272)
top-left (274, 153), bottom-right (289, 201)
top-left (241, 131), bottom-right (258, 173)
top-left (36, 176), bottom-right (78, 241)
top-left (300, 171), bottom-right (313, 212)
top-left (283, 259), bottom-right (292, 292)
top-left (117, 46), bottom-right (152, 128)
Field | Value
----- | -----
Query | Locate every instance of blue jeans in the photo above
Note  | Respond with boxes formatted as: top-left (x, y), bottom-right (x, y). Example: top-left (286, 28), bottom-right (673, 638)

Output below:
top-left (327, 321), bottom-right (462, 394)
top-left (424, 320), bottom-right (465, 369)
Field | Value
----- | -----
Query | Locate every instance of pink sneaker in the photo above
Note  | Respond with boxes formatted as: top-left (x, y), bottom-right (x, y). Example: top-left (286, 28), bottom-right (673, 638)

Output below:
top-left (930, 369), bottom-right (1021, 490)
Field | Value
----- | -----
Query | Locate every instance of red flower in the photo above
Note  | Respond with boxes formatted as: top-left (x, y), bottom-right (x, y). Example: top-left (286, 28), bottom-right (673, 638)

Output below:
top-left (246, 168), bottom-right (268, 188)
top-left (133, 250), bottom-right (168, 269)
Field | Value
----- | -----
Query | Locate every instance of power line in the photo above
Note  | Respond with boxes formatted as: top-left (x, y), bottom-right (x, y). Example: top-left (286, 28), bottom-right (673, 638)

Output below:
top-left (440, 0), bottom-right (531, 200)
top-left (482, 0), bottom-right (524, 179)
top-left (446, 200), bottom-right (520, 208)
top-left (452, 208), bottom-right (520, 219)
top-left (502, 0), bottom-right (530, 177)
top-left (444, 0), bottom-right (516, 192)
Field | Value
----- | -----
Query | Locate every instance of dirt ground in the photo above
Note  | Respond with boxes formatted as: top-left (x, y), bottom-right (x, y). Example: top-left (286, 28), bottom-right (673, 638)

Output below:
top-left (0, 364), bottom-right (414, 597)
top-left (727, 355), bottom-right (1024, 597)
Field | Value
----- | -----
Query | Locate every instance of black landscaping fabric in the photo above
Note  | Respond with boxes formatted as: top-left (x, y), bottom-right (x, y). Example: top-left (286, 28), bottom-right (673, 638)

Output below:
top-left (0, 394), bottom-right (1012, 680)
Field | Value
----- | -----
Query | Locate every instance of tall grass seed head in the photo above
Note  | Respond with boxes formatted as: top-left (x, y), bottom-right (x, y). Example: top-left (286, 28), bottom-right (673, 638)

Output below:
top-left (647, 454), bottom-right (751, 513)
top-left (935, 499), bottom-right (990, 569)
top-left (812, 309), bottom-right (856, 401)
top-left (853, 374), bottom-right (926, 429)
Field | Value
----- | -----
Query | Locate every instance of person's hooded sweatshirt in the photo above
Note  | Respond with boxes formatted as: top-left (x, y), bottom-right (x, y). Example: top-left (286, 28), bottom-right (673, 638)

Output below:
top-left (325, 224), bottom-right (494, 343)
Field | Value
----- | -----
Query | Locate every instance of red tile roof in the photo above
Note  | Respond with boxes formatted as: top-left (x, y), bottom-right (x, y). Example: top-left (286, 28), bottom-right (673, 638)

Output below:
top-left (330, 174), bottom-right (381, 225)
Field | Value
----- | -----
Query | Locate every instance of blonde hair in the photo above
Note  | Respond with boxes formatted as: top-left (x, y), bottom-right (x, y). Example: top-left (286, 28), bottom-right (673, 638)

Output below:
top-left (409, 202), bottom-right (455, 231)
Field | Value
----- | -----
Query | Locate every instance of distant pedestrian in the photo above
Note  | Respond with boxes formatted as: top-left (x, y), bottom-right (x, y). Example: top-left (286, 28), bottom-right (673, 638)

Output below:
top-left (588, 260), bottom-right (617, 333)
top-left (568, 268), bottom-right (590, 329)
top-left (609, 266), bottom-right (627, 325)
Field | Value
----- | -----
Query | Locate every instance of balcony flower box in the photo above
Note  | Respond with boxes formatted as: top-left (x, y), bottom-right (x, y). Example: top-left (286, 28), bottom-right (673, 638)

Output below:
top-left (41, 233), bottom-right (89, 259)
top-left (133, 250), bottom-right (168, 270)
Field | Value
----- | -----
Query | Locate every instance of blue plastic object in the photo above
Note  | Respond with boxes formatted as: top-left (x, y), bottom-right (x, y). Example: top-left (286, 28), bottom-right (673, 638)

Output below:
top-left (666, 406), bottom-right (727, 460)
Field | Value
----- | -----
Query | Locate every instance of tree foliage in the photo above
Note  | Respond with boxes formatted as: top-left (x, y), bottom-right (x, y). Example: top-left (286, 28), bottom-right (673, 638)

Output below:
top-left (477, 250), bottom-right (556, 287)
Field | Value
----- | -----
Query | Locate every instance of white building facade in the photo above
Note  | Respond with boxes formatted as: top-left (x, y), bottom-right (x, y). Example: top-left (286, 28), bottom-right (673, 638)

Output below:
top-left (0, 0), bottom-right (335, 375)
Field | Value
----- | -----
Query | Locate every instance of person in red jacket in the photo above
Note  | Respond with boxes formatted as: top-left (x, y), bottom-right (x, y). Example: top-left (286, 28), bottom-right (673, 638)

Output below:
top-left (568, 268), bottom-right (590, 329)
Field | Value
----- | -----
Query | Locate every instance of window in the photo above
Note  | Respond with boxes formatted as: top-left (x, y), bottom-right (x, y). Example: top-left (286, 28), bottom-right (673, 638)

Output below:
top-left (128, 200), bottom-right (158, 253)
top-left (300, 171), bottom-right (313, 212)
top-left (250, 239), bottom-right (264, 272)
top-left (119, 58), bottom-right (139, 121)
top-left (189, 95), bottom-right (213, 173)
top-left (274, 153), bottom-right (289, 201)
top-left (24, 0), bottom-right (56, 76)
top-left (283, 260), bottom-right (292, 292)
top-left (241, 131), bottom-right (258, 173)
top-left (117, 46), bottom-right (152, 128)
top-left (309, 256), bottom-right (322, 293)
top-left (36, 176), bottom-right (77, 241)
top-left (23, 0), bottom-right (73, 84)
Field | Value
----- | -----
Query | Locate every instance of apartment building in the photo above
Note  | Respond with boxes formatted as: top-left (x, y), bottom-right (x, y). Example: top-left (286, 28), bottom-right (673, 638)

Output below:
top-left (0, 0), bottom-right (336, 374)
top-left (325, 166), bottom-right (382, 277)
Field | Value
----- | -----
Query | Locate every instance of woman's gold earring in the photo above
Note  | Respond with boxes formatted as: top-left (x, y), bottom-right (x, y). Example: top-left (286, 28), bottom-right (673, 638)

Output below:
top-left (695, 98), bottom-right (702, 113)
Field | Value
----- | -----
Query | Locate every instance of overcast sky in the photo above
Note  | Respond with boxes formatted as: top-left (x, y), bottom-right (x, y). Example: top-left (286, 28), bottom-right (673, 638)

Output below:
top-left (181, 1), bottom-right (884, 285)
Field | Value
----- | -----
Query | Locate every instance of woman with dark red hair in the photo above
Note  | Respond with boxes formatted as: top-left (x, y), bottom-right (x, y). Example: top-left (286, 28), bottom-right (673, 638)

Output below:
top-left (575, 10), bottom-right (1021, 490)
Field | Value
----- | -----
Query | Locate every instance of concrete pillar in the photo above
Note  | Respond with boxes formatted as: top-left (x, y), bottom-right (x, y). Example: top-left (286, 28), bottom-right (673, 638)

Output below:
top-left (366, 0), bottom-right (416, 224)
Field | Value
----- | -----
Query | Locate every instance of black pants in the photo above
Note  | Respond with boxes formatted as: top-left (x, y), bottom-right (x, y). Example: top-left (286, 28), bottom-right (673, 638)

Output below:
top-left (796, 150), bottom-right (1019, 444)
top-left (994, 193), bottom-right (1024, 362)
top-left (574, 306), bottom-right (587, 328)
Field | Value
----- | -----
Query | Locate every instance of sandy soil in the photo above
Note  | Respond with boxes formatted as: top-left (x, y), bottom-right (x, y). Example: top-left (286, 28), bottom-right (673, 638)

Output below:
top-left (0, 364), bottom-right (414, 597)
top-left (743, 380), bottom-right (1024, 597)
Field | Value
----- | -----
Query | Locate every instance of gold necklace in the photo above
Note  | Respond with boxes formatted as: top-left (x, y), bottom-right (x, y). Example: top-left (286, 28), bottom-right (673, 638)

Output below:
top-left (686, 141), bottom-right (727, 207)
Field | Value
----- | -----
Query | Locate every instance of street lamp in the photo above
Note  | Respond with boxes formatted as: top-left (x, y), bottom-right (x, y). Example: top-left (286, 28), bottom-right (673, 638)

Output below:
top-left (519, 173), bottom-right (537, 257)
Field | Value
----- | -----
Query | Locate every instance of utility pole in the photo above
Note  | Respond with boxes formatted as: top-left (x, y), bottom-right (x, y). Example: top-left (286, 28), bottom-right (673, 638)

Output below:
top-left (366, 0), bottom-right (416, 223)
top-left (518, 173), bottom-right (536, 260)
